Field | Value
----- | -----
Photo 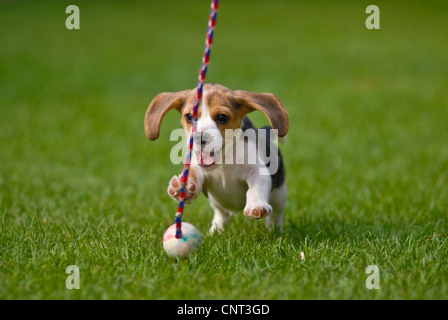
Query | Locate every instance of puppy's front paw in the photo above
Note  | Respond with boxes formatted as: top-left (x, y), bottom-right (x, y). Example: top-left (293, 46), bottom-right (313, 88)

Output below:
top-left (244, 202), bottom-right (272, 219)
top-left (167, 175), bottom-right (199, 204)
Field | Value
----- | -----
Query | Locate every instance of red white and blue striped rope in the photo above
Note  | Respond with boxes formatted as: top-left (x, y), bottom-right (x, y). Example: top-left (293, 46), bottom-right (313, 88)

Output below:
top-left (175, 0), bottom-right (219, 239)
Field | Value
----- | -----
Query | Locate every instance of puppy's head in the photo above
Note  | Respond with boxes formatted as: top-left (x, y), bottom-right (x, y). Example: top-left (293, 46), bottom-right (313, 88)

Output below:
top-left (145, 83), bottom-right (289, 167)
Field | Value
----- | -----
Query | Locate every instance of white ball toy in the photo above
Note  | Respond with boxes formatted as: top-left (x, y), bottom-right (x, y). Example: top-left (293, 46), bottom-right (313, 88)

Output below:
top-left (163, 222), bottom-right (202, 258)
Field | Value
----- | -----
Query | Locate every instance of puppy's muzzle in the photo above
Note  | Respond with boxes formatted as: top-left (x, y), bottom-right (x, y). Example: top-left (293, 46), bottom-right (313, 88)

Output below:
top-left (194, 129), bottom-right (222, 168)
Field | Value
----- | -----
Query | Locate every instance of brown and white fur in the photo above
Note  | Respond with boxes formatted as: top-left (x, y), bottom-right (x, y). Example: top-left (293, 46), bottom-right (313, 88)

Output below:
top-left (145, 84), bottom-right (289, 233)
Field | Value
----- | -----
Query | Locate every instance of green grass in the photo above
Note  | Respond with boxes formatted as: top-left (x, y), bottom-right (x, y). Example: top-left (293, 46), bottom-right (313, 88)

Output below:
top-left (1, 0), bottom-right (448, 299)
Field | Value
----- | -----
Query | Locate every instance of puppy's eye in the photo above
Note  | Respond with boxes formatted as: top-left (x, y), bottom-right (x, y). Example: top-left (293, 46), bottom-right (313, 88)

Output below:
top-left (215, 114), bottom-right (229, 124)
top-left (185, 113), bottom-right (193, 123)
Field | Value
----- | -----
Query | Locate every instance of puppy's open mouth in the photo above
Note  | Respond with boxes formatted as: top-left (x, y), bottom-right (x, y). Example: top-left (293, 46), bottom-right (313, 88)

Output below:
top-left (199, 150), bottom-right (215, 168)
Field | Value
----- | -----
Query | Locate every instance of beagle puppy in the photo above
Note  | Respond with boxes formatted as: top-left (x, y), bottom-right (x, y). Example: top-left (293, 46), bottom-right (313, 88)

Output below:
top-left (145, 83), bottom-right (289, 232)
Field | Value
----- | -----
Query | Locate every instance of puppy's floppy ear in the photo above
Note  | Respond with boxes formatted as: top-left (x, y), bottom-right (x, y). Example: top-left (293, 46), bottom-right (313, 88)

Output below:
top-left (145, 90), bottom-right (191, 140)
top-left (233, 90), bottom-right (289, 137)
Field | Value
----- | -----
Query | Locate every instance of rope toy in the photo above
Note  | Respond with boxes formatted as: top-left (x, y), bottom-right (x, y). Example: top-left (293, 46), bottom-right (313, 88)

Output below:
top-left (163, 0), bottom-right (219, 258)
top-left (175, 0), bottom-right (219, 239)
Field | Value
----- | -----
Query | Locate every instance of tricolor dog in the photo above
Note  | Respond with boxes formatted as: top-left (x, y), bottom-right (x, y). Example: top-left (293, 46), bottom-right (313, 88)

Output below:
top-left (145, 84), bottom-right (289, 232)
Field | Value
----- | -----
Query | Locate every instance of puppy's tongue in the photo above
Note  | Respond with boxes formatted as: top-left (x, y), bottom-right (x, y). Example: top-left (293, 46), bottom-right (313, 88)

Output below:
top-left (200, 151), bottom-right (215, 166)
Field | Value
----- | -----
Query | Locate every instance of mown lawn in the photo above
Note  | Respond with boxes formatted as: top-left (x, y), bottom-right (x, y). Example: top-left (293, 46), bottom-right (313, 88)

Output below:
top-left (0, 0), bottom-right (447, 299)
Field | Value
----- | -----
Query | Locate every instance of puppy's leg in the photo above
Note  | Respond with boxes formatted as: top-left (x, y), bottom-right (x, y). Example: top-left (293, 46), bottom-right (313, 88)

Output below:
top-left (265, 208), bottom-right (285, 232)
top-left (244, 171), bottom-right (272, 219)
top-left (266, 182), bottom-right (287, 232)
top-left (209, 204), bottom-right (232, 234)
top-left (167, 167), bottom-right (202, 204)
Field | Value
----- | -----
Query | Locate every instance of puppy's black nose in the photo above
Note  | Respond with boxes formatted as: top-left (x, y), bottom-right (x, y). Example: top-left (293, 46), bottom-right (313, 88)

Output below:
top-left (201, 132), bottom-right (210, 146)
